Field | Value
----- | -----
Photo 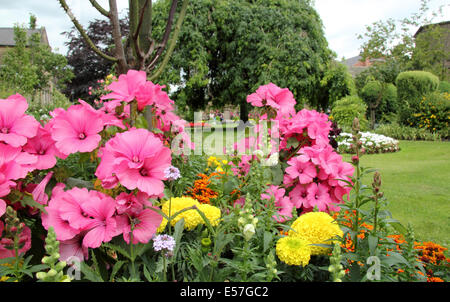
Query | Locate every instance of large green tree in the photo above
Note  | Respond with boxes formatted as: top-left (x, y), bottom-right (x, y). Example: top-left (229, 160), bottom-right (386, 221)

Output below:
top-left (153, 0), bottom-right (333, 120)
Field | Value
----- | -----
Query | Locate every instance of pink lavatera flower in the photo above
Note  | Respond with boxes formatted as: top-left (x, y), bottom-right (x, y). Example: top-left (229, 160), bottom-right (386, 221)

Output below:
top-left (77, 99), bottom-right (125, 130)
top-left (120, 207), bottom-right (163, 244)
top-left (115, 191), bottom-right (150, 215)
top-left (135, 81), bottom-right (174, 112)
top-left (0, 199), bottom-right (5, 217)
top-left (101, 69), bottom-right (147, 103)
top-left (0, 144), bottom-right (37, 199)
top-left (22, 125), bottom-right (66, 170)
top-left (80, 192), bottom-right (119, 249)
top-left (96, 128), bottom-right (172, 196)
top-left (0, 94), bottom-right (40, 147)
top-left (42, 187), bottom-right (121, 248)
top-left (59, 232), bottom-right (89, 262)
top-left (41, 206), bottom-right (80, 241)
top-left (50, 104), bottom-right (105, 155)
top-left (31, 172), bottom-right (54, 206)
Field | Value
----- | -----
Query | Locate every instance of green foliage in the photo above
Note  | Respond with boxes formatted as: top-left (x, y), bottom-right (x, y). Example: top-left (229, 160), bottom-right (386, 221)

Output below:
top-left (396, 70), bottom-right (439, 103)
top-left (396, 70), bottom-right (440, 125)
top-left (355, 59), bottom-right (405, 92)
top-left (154, 0), bottom-right (332, 114)
top-left (318, 61), bottom-right (356, 110)
top-left (26, 89), bottom-right (72, 122)
top-left (412, 23), bottom-right (450, 81)
top-left (360, 80), bottom-right (398, 124)
top-left (0, 24), bottom-right (73, 97)
top-left (375, 123), bottom-right (441, 141)
top-left (406, 91), bottom-right (450, 137)
top-left (331, 95), bottom-right (369, 131)
top-left (438, 80), bottom-right (450, 93)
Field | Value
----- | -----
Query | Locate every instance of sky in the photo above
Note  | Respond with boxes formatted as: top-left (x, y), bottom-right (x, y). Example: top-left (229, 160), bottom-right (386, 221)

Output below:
top-left (0, 0), bottom-right (448, 60)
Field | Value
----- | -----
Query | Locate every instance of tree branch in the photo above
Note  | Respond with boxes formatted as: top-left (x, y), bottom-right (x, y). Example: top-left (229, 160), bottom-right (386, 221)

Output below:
top-left (58, 0), bottom-right (117, 62)
top-left (88, 0), bottom-right (110, 17)
top-left (149, 0), bottom-right (189, 81)
top-left (132, 0), bottom-right (151, 64)
top-left (146, 0), bottom-right (179, 68)
top-left (109, 0), bottom-right (128, 73)
top-left (133, 0), bottom-right (151, 42)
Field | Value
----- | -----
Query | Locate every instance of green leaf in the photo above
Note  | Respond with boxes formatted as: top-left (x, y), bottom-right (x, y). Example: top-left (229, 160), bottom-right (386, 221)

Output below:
top-left (143, 264), bottom-right (153, 282)
top-left (194, 207), bottom-right (215, 234)
top-left (368, 234), bottom-right (379, 255)
top-left (270, 166), bottom-right (284, 186)
top-left (389, 221), bottom-right (407, 235)
top-left (102, 242), bottom-right (131, 260)
top-left (109, 261), bottom-right (125, 282)
top-left (380, 252), bottom-right (411, 267)
top-left (223, 180), bottom-right (237, 195)
top-left (173, 218), bottom-right (185, 258)
top-left (66, 177), bottom-right (94, 189)
top-left (20, 194), bottom-right (47, 214)
top-left (80, 262), bottom-right (104, 282)
top-left (263, 231), bottom-right (272, 253)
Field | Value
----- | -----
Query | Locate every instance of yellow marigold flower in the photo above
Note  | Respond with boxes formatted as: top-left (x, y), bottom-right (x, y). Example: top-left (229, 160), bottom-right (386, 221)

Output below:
top-left (276, 236), bottom-right (311, 266)
top-left (288, 212), bottom-right (343, 255)
top-left (157, 197), bottom-right (221, 232)
top-left (198, 204), bottom-right (221, 226)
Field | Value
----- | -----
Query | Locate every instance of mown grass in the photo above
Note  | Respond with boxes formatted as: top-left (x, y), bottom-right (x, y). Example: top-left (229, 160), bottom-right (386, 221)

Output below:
top-left (343, 140), bottom-right (450, 248)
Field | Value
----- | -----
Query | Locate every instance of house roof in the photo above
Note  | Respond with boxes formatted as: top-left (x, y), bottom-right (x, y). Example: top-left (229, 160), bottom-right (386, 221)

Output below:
top-left (0, 27), bottom-right (49, 47)
top-left (342, 55), bottom-right (364, 67)
top-left (414, 20), bottom-right (450, 38)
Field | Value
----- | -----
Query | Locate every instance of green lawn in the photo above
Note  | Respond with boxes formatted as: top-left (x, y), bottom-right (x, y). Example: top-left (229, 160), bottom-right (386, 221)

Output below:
top-left (344, 140), bottom-right (450, 248)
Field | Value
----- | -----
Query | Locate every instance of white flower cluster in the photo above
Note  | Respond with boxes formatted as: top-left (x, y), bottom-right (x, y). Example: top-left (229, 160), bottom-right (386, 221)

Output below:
top-left (337, 132), bottom-right (400, 154)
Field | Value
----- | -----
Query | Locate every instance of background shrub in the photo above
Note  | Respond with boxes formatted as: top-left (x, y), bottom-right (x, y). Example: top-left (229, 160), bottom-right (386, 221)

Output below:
top-left (375, 122), bottom-right (442, 141)
top-left (408, 91), bottom-right (450, 138)
top-left (360, 80), bottom-right (398, 124)
top-left (396, 70), bottom-right (439, 103)
top-left (396, 70), bottom-right (439, 126)
top-left (438, 80), bottom-right (450, 93)
top-left (330, 95), bottom-right (369, 131)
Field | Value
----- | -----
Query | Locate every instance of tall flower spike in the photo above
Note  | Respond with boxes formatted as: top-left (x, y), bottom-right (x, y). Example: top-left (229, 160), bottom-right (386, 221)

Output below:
top-left (36, 227), bottom-right (71, 282)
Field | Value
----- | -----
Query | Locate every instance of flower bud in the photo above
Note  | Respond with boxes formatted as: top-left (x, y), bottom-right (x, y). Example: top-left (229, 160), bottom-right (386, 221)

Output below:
top-left (243, 224), bottom-right (255, 241)
top-left (47, 269), bottom-right (57, 277)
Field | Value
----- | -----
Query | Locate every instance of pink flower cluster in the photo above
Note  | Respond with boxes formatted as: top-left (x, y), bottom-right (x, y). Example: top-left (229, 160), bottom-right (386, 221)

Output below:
top-left (242, 83), bottom-right (354, 220)
top-left (42, 186), bottom-right (162, 261)
top-left (284, 144), bottom-right (354, 213)
top-left (0, 94), bottom-right (58, 218)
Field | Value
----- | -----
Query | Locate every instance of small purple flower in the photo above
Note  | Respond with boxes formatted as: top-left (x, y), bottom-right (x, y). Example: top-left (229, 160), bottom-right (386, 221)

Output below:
top-left (164, 166), bottom-right (181, 181)
top-left (153, 234), bottom-right (176, 253)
